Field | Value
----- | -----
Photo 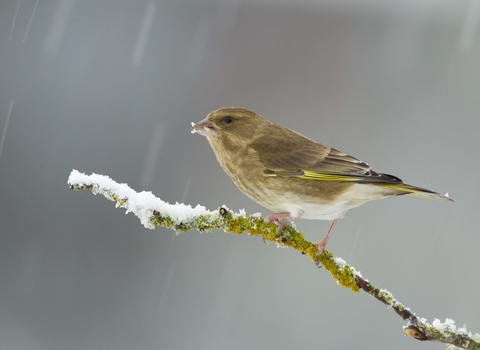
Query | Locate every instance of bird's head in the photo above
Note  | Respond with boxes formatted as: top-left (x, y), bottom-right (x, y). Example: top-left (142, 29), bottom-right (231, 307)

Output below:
top-left (191, 107), bottom-right (270, 144)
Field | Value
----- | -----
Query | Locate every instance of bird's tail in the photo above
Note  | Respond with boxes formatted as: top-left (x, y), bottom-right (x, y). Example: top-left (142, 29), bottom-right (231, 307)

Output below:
top-left (378, 183), bottom-right (454, 202)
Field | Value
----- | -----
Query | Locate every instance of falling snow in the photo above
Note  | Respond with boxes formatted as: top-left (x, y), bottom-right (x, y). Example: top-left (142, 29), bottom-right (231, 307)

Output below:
top-left (0, 100), bottom-right (14, 161)
top-left (132, 2), bottom-right (156, 67)
top-left (22, 0), bottom-right (39, 43)
top-left (2, 2), bottom-right (479, 349)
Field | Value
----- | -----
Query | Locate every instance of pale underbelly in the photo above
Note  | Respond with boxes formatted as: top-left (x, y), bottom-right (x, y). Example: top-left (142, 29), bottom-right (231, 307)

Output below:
top-left (238, 182), bottom-right (395, 221)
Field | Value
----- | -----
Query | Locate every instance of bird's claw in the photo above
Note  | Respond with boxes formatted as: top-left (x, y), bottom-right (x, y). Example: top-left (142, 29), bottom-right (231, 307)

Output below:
top-left (313, 246), bottom-right (324, 268)
top-left (266, 212), bottom-right (291, 244)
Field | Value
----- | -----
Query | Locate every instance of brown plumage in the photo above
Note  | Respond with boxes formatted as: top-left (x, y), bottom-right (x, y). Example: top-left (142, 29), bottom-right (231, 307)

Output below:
top-left (192, 107), bottom-right (453, 259)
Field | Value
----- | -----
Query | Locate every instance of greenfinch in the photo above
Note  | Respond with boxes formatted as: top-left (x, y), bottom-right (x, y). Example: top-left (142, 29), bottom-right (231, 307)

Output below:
top-left (191, 107), bottom-right (453, 258)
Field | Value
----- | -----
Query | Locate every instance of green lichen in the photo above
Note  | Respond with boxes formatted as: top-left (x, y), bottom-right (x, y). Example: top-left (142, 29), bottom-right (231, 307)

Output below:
top-left (377, 289), bottom-right (404, 309)
top-left (144, 206), bottom-right (362, 293)
top-left (215, 208), bottom-right (360, 293)
top-left (319, 251), bottom-right (360, 292)
top-left (422, 324), bottom-right (480, 349)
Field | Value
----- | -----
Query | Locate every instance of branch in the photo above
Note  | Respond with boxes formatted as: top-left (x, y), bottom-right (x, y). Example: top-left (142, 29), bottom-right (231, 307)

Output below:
top-left (67, 169), bottom-right (480, 349)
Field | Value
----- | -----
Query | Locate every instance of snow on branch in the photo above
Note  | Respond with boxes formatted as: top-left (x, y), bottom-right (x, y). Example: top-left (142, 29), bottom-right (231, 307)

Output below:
top-left (67, 169), bottom-right (480, 349)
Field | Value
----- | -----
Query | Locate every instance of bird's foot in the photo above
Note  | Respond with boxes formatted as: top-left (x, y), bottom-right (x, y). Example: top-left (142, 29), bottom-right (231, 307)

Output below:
top-left (312, 218), bottom-right (339, 267)
top-left (313, 239), bottom-right (328, 266)
top-left (266, 212), bottom-right (291, 243)
top-left (266, 212), bottom-right (290, 231)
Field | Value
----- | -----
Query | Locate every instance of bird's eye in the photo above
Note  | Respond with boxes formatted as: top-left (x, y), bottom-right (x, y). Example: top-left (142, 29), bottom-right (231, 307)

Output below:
top-left (224, 116), bottom-right (233, 124)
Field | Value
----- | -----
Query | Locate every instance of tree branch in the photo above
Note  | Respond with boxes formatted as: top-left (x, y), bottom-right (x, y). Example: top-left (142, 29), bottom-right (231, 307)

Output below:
top-left (67, 169), bottom-right (480, 349)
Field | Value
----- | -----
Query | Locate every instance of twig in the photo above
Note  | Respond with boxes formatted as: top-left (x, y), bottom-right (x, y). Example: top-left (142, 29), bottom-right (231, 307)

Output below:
top-left (67, 169), bottom-right (480, 349)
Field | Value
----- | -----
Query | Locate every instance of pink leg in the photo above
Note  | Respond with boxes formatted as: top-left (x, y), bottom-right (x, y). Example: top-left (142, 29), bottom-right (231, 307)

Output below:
top-left (266, 212), bottom-right (291, 232)
top-left (314, 218), bottom-right (338, 258)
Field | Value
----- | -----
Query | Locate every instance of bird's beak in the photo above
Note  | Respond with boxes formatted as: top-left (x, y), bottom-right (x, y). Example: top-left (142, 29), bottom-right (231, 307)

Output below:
top-left (191, 117), bottom-right (218, 137)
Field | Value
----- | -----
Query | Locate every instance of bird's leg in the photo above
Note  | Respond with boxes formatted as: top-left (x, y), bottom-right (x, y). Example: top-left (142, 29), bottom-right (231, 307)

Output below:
top-left (314, 218), bottom-right (338, 259)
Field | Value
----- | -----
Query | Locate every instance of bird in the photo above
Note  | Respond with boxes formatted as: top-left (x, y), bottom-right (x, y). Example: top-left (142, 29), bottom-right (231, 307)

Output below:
top-left (191, 107), bottom-right (453, 260)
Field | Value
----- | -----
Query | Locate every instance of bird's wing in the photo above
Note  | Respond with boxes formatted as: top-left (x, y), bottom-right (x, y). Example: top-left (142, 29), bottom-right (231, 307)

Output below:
top-left (251, 125), bottom-right (403, 185)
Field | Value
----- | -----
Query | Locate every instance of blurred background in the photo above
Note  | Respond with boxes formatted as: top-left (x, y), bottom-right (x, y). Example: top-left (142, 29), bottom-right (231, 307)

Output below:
top-left (1, 0), bottom-right (479, 349)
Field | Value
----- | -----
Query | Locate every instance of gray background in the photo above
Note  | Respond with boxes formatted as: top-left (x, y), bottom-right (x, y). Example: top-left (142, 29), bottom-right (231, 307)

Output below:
top-left (1, 0), bottom-right (479, 349)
